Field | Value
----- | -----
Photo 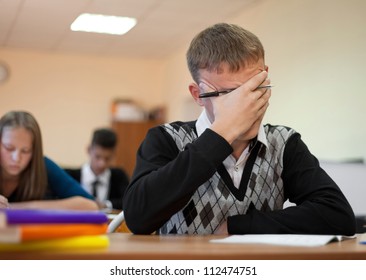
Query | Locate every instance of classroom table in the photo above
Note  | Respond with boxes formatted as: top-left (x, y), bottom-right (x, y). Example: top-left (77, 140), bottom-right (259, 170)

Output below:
top-left (1, 233), bottom-right (366, 260)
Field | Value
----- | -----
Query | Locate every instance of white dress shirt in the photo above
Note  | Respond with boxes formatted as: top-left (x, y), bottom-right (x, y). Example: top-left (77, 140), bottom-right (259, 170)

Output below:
top-left (80, 163), bottom-right (112, 208)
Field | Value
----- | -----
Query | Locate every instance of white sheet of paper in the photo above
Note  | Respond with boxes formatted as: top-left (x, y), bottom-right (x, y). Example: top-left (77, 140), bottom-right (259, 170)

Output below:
top-left (210, 234), bottom-right (353, 247)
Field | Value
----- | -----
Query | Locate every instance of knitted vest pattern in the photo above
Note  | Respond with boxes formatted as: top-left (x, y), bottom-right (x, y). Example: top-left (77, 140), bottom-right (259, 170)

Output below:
top-left (159, 123), bottom-right (296, 234)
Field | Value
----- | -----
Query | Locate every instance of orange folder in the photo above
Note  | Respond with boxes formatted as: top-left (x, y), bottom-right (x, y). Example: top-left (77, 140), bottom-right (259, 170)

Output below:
top-left (0, 223), bottom-right (108, 243)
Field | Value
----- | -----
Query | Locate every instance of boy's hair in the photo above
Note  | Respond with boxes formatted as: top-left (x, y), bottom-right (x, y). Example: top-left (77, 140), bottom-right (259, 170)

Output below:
top-left (91, 128), bottom-right (117, 149)
top-left (186, 23), bottom-right (265, 83)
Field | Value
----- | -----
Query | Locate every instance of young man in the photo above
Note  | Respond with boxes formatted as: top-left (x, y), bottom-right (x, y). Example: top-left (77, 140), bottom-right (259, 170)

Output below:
top-left (123, 23), bottom-right (356, 235)
top-left (65, 128), bottom-right (129, 210)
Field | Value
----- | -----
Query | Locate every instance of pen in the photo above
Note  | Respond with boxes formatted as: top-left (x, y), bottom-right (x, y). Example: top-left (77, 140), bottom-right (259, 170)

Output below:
top-left (198, 85), bottom-right (273, 98)
top-left (256, 84), bottom-right (273, 89)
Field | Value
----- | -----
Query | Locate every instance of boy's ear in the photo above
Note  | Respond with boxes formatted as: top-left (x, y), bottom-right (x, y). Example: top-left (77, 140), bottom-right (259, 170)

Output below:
top-left (189, 83), bottom-right (204, 106)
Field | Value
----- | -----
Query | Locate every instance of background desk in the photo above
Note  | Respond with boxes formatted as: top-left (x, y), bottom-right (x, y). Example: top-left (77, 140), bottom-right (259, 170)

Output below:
top-left (1, 234), bottom-right (366, 260)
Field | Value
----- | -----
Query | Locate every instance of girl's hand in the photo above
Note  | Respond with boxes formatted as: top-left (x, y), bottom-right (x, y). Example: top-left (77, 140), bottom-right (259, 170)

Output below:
top-left (0, 195), bottom-right (9, 209)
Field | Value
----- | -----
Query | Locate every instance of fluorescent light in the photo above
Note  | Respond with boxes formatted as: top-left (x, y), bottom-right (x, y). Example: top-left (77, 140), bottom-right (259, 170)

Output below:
top-left (71, 13), bottom-right (137, 35)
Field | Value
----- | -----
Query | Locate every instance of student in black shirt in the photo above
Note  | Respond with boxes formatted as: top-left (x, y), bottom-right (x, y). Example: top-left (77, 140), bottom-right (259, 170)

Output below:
top-left (65, 128), bottom-right (129, 210)
top-left (123, 23), bottom-right (356, 235)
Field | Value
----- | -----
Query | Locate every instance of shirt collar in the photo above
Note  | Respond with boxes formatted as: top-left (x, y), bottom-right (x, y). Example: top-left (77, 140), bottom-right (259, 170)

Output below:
top-left (82, 163), bottom-right (111, 185)
top-left (196, 109), bottom-right (268, 148)
top-left (196, 109), bottom-right (211, 136)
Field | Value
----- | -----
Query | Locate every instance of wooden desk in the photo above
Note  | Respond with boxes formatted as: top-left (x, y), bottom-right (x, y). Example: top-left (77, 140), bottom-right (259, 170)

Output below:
top-left (1, 234), bottom-right (366, 260)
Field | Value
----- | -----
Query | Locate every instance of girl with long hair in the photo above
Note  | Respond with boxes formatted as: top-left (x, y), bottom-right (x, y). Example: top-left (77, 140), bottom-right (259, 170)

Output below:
top-left (0, 111), bottom-right (98, 210)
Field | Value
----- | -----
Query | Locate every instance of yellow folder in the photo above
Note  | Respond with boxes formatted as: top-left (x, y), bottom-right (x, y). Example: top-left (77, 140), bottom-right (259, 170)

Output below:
top-left (0, 234), bottom-right (109, 251)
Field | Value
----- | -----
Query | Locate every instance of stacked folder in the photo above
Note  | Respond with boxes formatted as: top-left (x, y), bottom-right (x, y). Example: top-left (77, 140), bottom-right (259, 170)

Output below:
top-left (0, 208), bottom-right (109, 251)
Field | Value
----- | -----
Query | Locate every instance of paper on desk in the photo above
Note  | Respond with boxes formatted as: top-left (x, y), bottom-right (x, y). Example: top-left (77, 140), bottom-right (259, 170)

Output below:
top-left (210, 234), bottom-right (356, 247)
top-left (360, 233), bottom-right (366, 244)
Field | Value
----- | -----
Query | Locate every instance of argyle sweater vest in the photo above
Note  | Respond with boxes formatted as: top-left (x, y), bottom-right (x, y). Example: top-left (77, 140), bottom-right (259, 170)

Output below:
top-left (159, 123), bottom-right (296, 234)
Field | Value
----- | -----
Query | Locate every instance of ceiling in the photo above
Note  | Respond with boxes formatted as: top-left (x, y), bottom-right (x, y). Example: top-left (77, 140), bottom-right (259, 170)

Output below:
top-left (0, 0), bottom-right (257, 59)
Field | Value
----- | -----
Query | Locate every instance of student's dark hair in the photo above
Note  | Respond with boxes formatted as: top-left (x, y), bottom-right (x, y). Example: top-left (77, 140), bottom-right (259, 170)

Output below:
top-left (186, 23), bottom-right (265, 83)
top-left (91, 128), bottom-right (117, 149)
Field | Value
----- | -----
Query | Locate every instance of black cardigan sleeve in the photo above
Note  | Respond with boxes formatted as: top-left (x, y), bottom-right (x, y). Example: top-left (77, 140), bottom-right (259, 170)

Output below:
top-left (109, 168), bottom-right (129, 210)
top-left (123, 124), bottom-right (233, 234)
top-left (227, 133), bottom-right (356, 235)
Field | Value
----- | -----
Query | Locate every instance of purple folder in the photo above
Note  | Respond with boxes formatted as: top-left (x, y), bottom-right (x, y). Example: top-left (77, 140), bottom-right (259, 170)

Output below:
top-left (0, 209), bottom-right (108, 226)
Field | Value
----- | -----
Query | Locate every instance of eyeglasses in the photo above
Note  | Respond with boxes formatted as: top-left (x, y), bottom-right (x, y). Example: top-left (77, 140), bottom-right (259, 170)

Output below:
top-left (198, 84), bottom-right (273, 99)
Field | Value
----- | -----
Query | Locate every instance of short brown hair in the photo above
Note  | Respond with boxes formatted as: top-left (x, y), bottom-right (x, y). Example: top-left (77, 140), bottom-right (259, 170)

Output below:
top-left (186, 23), bottom-right (265, 83)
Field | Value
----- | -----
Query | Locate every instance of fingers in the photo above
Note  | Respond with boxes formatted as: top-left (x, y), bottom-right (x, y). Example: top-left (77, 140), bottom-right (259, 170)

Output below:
top-left (249, 85), bottom-right (270, 125)
top-left (244, 70), bottom-right (268, 92)
top-left (229, 71), bottom-right (270, 103)
top-left (0, 195), bottom-right (9, 209)
top-left (252, 84), bottom-right (271, 114)
top-left (258, 98), bottom-right (270, 116)
top-left (252, 82), bottom-right (271, 102)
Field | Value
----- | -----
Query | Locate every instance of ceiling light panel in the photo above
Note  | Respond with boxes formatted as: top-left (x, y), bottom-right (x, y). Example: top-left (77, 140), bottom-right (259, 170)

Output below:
top-left (71, 13), bottom-right (137, 35)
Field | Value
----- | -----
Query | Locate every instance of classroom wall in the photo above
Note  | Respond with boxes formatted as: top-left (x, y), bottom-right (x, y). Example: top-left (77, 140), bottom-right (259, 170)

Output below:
top-left (1, 0), bottom-right (365, 214)
top-left (0, 0), bottom-right (365, 165)
top-left (164, 0), bottom-right (366, 163)
top-left (0, 49), bottom-right (165, 166)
